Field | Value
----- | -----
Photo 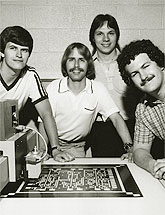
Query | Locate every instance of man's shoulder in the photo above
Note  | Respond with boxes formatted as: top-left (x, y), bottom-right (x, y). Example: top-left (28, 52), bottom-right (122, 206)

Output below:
top-left (91, 79), bottom-right (105, 86)
top-left (22, 65), bottom-right (38, 77)
top-left (91, 79), bottom-right (108, 91)
top-left (47, 78), bottom-right (63, 91)
top-left (136, 95), bottom-right (152, 117)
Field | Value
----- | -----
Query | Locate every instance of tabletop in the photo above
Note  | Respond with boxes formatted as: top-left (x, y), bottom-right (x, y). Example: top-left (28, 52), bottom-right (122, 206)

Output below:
top-left (0, 158), bottom-right (165, 215)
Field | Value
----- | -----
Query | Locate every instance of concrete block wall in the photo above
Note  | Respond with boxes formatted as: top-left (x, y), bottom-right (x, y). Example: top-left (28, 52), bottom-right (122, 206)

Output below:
top-left (0, 0), bottom-right (164, 79)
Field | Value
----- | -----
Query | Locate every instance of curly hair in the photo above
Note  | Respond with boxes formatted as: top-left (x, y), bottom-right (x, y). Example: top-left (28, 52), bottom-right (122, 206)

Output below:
top-left (89, 14), bottom-right (120, 56)
top-left (0, 26), bottom-right (33, 58)
top-left (61, 42), bottom-right (95, 80)
top-left (117, 39), bottom-right (165, 86)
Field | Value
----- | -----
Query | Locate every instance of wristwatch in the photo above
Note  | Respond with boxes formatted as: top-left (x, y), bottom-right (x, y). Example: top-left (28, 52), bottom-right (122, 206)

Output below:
top-left (51, 145), bottom-right (60, 153)
top-left (124, 142), bottom-right (133, 151)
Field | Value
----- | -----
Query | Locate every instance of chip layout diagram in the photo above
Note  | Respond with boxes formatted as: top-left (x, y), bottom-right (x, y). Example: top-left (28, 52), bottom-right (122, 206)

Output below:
top-left (11, 164), bottom-right (142, 198)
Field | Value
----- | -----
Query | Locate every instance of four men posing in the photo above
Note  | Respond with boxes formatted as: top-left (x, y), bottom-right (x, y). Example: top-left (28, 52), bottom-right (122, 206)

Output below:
top-left (0, 16), bottom-right (164, 179)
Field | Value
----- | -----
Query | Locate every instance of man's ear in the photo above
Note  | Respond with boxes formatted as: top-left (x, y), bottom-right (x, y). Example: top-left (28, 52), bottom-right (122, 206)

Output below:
top-left (0, 52), bottom-right (5, 58)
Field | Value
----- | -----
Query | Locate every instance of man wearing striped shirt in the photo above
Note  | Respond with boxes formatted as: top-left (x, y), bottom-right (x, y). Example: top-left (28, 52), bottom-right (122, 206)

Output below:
top-left (0, 26), bottom-right (72, 162)
top-left (117, 39), bottom-right (165, 180)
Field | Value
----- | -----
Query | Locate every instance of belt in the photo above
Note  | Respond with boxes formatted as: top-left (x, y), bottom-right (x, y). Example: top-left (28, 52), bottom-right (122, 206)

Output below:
top-left (58, 139), bottom-right (85, 150)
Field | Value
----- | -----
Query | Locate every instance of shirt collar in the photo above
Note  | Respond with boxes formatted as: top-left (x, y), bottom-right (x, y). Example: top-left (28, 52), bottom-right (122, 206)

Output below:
top-left (144, 94), bottom-right (164, 106)
top-left (93, 48), bottom-right (120, 62)
top-left (58, 77), bottom-right (93, 94)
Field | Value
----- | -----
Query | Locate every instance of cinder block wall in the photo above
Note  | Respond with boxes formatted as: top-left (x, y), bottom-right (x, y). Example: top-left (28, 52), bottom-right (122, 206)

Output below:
top-left (0, 0), bottom-right (164, 79)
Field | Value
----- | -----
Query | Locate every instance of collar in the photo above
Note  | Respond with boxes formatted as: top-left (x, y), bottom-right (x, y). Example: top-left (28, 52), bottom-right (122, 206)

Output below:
top-left (144, 94), bottom-right (164, 107)
top-left (0, 66), bottom-right (28, 91)
top-left (93, 48), bottom-right (120, 62)
top-left (58, 77), bottom-right (94, 94)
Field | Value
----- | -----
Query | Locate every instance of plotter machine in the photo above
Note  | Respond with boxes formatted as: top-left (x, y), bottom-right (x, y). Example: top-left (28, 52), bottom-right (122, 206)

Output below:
top-left (0, 99), bottom-right (39, 192)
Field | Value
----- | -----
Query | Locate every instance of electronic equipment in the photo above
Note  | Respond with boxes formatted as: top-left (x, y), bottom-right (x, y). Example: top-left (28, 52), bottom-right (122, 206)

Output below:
top-left (0, 99), bottom-right (19, 140)
top-left (0, 154), bottom-right (9, 192)
top-left (0, 129), bottom-right (37, 182)
top-left (0, 99), bottom-right (46, 184)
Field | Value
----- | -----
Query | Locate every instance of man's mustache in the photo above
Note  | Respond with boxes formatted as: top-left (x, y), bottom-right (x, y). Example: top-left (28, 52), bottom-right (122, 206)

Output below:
top-left (69, 67), bottom-right (84, 73)
top-left (140, 74), bottom-right (155, 86)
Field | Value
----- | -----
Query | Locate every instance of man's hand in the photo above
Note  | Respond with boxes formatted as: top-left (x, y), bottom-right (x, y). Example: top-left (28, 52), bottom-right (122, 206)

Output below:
top-left (52, 150), bottom-right (75, 162)
top-left (153, 159), bottom-right (165, 180)
top-left (121, 146), bottom-right (133, 163)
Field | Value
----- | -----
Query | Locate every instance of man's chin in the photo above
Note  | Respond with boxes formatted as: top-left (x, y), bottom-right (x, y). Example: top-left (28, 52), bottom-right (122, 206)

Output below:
top-left (99, 49), bottom-right (113, 55)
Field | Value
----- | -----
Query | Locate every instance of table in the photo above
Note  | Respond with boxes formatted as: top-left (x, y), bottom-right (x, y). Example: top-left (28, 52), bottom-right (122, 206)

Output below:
top-left (0, 158), bottom-right (165, 215)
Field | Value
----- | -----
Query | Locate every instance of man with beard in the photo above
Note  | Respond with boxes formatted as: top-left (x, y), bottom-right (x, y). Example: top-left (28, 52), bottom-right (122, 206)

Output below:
top-left (117, 39), bottom-right (165, 179)
top-left (39, 42), bottom-right (133, 161)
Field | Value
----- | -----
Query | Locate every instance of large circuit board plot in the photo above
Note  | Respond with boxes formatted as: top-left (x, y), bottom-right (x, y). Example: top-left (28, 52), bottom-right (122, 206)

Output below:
top-left (10, 164), bottom-right (142, 198)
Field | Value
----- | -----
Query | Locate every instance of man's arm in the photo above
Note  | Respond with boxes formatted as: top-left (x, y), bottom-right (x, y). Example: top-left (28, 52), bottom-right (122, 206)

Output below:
top-left (109, 112), bottom-right (132, 144)
top-left (132, 112), bottom-right (158, 176)
top-left (108, 112), bottom-right (133, 161)
top-left (133, 135), bottom-right (165, 179)
top-left (133, 145), bottom-right (156, 175)
top-left (38, 121), bottom-right (75, 162)
top-left (133, 148), bottom-right (165, 179)
top-left (36, 99), bottom-right (74, 162)
top-left (35, 99), bottom-right (59, 149)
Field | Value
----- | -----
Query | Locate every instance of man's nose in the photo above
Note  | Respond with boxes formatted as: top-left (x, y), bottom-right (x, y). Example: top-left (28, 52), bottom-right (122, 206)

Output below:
top-left (74, 59), bottom-right (79, 68)
top-left (103, 33), bottom-right (109, 41)
top-left (16, 49), bottom-right (22, 57)
top-left (139, 70), bottom-right (148, 81)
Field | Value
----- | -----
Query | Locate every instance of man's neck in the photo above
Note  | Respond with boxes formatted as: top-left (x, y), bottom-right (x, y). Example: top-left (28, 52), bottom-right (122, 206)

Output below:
top-left (67, 78), bottom-right (86, 95)
top-left (153, 90), bottom-right (165, 102)
top-left (149, 72), bottom-right (165, 102)
top-left (0, 61), bottom-right (21, 85)
top-left (97, 49), bottom-right (117, 63)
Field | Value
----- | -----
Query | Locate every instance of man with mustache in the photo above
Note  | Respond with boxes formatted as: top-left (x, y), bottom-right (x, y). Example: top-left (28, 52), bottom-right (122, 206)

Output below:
top-left (39, 42), bottom-right (133, 161)
top-left (117, 39), bottom-right (165, 179)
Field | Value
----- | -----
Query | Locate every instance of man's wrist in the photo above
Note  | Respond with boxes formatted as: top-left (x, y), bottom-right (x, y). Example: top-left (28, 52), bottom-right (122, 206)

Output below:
top-left (124, 142), bottom-right (133, 151)
top-left (51, 145), bottom-right (60, 152)
top-left (149, 159), bottom-right (156, 176)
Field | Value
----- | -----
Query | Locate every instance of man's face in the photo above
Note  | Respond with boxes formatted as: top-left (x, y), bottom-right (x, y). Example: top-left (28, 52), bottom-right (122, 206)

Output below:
top-left (125, 53), bottom-right (164, 95)
top-left (94, 21), bottom-right (117, 55)
top-left (3, 42), bottom-right (30, 73)
top-left (66, 48), bottom-right (88, 82)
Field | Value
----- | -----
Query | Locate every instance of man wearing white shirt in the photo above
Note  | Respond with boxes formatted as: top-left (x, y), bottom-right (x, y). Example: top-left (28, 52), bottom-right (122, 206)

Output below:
top-left (88, 14), bottom-right (141, 157)
top-left (39, 42), bottom-right (133, 161)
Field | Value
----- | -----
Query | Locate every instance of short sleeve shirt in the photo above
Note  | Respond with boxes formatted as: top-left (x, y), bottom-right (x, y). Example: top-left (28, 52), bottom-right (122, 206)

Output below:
top-left (47, 77), bottom-right (119, 142)
top-left (134, 96), bottom-right (165, 145)
top-left (0, 66), bottom-right (48, 110)
top-left (93, 50), bottom-right (137, 120)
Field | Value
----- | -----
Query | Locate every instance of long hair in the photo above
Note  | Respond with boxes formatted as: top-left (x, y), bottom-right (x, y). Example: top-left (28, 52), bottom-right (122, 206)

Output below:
top-left (0, 26), bottom-right (33, 56)
top-left (117, 39), bottom-right (165, 86)
top-left (89, 14), bottom-right (120, 56)
top-left (61, 42), bottom-right (95, 80)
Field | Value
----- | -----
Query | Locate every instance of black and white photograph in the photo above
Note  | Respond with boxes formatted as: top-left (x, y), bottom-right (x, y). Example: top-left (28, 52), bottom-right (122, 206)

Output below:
top-left (0, 0), bottom-right (165, 214)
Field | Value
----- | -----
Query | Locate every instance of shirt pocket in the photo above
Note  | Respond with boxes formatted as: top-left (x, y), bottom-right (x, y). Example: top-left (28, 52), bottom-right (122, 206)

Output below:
top-left (84, 106), bottom-right (96, 111)
top-left (83, 100), bottom-right (97, 115)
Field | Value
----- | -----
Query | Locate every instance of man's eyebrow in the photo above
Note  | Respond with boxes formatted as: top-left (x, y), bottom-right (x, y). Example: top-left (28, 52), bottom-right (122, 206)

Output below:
top-left (8, 44), bottom-right (29, 49)
top-left (129, 62), bottom-right (150, 74)
top-left (95, 28), bottom-right (115, 32)
top-left (22, 47), bottom-right (29, 49)
top-left (141, 62), bottom-right (150, 67)
top-left (8, 44), bottom-right (16, 47)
